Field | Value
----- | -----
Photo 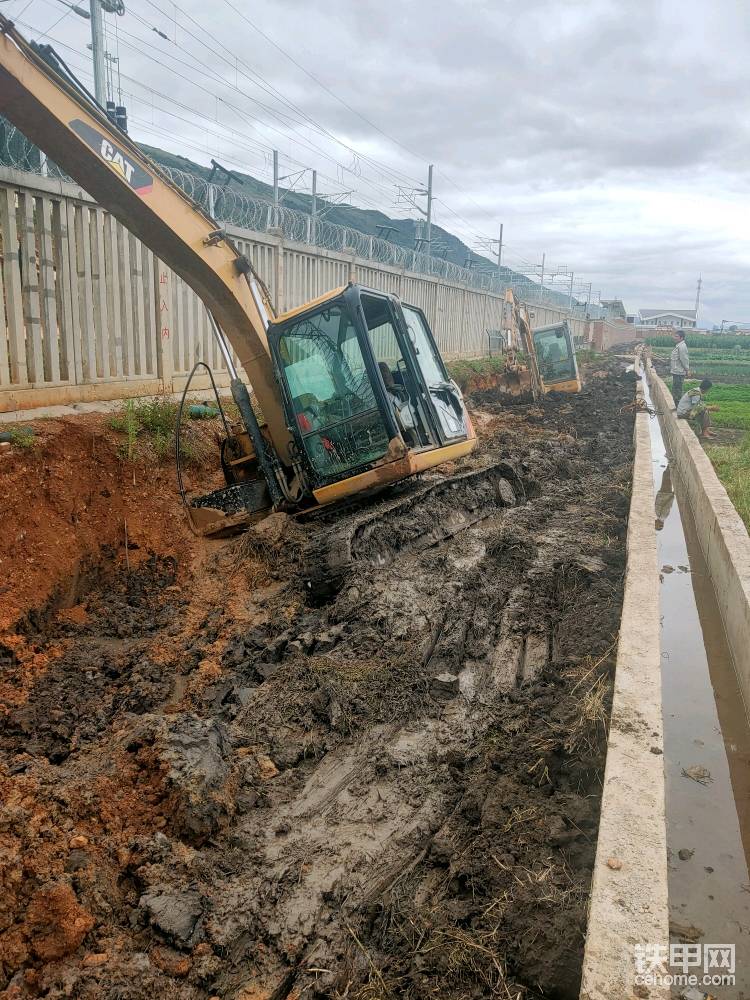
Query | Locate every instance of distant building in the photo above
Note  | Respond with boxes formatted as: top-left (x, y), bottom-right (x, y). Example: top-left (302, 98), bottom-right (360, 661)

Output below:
top-left (639, 308), bottom-right (697, 329)
top-left (601, 299), bottom-right (627, 321)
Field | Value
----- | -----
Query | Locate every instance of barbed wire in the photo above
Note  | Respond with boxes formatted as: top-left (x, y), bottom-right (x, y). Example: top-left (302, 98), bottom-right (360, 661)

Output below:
top-left (0, 117), bottom-right (601, 318)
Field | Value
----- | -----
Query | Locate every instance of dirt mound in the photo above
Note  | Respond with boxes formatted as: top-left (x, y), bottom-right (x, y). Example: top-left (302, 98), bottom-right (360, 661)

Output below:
top-left (0, 365), bottom-right (635, 998)
top-left (0, 414), bottom-right (207, 632)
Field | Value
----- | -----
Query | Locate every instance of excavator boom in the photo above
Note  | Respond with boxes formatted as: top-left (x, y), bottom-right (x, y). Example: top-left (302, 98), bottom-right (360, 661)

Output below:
top-left (0, 16), bottom-right (291, 458)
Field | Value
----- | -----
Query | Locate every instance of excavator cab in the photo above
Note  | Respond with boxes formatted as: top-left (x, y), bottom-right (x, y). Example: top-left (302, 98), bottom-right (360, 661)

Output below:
top-left (267, 284), bottom-right (473, 503)
top-left (532, 321), bottom-right (581, 393)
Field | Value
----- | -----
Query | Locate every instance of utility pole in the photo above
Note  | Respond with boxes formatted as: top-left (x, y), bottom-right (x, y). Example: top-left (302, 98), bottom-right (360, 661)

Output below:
top-left (539, 252), bottom-right (545, 289)
top-left (425, 164), bottom-right (433, 254)
top-left (310, 169), bottom-right (317, 245)
top-left (272, 150), bottom-right (279, 229)
top-left (89, 0), bottom-right (106, 104)
top-left (568, 271), bottom-right (575, 312)
top-left (496, 223), bottom-right (503, 271)
top-left (695, 274), bottom-right (702, 323)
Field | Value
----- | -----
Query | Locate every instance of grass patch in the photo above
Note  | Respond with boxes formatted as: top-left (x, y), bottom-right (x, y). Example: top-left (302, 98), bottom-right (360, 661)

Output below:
top-left (706, 434), bottom-right (750, 529)
top-left (107, 394), bottom-right (214, 466)
top-left (447, 355), bottom-right (515, 390)
top-left (5, 426), bottom-right (37, 450)
top-left (647, 334), bottom-right (750, 350)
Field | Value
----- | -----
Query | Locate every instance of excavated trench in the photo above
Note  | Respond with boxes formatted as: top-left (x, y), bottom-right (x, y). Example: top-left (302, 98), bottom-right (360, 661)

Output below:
top-left (0, 366), bottom-right (636, 1000)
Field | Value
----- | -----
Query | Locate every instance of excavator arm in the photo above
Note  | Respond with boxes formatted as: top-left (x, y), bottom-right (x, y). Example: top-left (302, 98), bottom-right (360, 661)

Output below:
top-left (0, 16), bottom-right (292, 459)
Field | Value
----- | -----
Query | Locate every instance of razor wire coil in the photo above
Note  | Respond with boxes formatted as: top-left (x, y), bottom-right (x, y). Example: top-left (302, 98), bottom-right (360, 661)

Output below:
top-left (0, 118), bottom-right (599, 317)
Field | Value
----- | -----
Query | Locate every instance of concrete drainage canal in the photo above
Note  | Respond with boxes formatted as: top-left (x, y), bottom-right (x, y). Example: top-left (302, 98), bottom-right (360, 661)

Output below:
top-left (643, 371), bottom-right (750, 1000)
top-left (1, 364), bottom-right (654, 999)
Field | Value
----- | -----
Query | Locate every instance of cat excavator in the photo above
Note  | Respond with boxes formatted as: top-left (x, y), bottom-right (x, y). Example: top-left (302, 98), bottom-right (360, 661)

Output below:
top-left (0, 17), bottom-right (548, 593)
top-left (495, 290), bottom-right (581, 399)
top-left (0, 18), bottom-right (479, 519)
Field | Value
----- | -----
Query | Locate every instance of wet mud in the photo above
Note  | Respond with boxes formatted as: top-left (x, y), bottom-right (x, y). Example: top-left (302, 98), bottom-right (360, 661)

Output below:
top-left (0, 367), bottom-right (635, 999)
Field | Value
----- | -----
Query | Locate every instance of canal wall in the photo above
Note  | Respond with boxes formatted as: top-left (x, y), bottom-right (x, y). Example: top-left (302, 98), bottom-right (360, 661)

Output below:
top-left (580, 382), bottom-right (669, 999)
top-left (647, 364), bottom-right (750, 715)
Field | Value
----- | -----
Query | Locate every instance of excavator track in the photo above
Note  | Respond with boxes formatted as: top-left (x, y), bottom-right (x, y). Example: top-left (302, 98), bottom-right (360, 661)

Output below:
top-left (298, 458), bottom-right (529, 601)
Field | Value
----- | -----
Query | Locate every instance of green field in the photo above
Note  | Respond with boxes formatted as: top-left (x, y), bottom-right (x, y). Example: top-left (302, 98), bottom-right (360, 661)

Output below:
top-left (649, 334), bottom-right (750, 386)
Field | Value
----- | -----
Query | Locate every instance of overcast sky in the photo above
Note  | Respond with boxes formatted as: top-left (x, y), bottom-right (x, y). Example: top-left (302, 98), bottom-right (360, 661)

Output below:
top-left (11, 0), bottom-right (750, 324)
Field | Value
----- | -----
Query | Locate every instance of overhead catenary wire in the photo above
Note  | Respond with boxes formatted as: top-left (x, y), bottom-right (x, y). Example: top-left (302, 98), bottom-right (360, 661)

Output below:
top-left (104, 19), bottom-right (405, 209)
top-left (207, 0), bottom-right (515, 243)
top-left (135, 0), bottom-right (427, 190)
top-left (214, 0), bottom-right (429, 168)
top-left (16, 0), bottom-right (408, 211)
top-left (129, 0), bottom-right (424, 201)
top-left (38, 4), bottom-right (76, 38)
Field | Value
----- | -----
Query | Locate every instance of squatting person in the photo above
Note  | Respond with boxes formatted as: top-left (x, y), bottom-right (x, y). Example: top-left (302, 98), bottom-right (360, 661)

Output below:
top-left (670, 329), bottom-right (690, 403)
top-left (676, 378), bottom-right (716, 440)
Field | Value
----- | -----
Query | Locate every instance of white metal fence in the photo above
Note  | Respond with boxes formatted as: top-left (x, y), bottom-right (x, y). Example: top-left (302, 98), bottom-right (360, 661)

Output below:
top-left (0, 166), bottom-right (587, 408)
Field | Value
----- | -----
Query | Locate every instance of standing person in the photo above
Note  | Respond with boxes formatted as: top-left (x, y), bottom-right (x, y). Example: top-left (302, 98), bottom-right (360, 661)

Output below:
top-left (670, 329), bottom-right (690, 403)
top-left (676, 379), bottom-right (716, 440)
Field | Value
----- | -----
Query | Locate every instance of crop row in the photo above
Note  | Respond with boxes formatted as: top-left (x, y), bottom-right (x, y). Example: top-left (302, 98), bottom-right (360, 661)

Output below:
top-left (651, 348), bottom-right (750, 362)
top-left (646, 334), bottom-right (750, 350)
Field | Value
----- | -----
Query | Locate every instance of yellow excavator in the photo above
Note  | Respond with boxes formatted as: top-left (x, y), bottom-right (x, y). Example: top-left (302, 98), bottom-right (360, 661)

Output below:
top-left (495, 290), bottom-right (581, 399)
top-left (0, 16), bottom-right (480, 537)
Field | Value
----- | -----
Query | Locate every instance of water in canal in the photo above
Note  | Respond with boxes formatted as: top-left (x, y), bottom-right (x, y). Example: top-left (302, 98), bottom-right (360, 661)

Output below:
top-left (644, 373), bottom-right (750, 998)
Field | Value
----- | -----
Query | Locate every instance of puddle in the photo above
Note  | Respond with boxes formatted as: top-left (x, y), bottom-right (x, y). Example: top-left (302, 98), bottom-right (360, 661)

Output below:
top-left (644, 375), bottom-right (750, 995)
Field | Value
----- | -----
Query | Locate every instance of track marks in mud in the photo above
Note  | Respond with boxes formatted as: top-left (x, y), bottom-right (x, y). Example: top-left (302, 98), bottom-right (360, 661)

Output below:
top-left (0, 368), bottom-right (636, 999)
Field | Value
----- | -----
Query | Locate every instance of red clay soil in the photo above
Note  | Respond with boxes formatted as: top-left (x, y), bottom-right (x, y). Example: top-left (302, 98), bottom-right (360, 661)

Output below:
top-left (0, 415), bottom-right (199, 630)
top-left (0, 369), bottom-right (636, 1000)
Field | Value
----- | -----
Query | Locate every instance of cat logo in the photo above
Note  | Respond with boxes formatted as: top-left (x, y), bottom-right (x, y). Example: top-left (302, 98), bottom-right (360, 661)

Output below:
top-left (100, 139), bottom-right (134, 183)
top-left (68, 118), bottom-right (153, 195)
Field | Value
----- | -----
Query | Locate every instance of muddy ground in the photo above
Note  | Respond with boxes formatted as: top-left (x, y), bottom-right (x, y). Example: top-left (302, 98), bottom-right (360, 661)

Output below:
top-left (0, 366), bottom-right (636, 999)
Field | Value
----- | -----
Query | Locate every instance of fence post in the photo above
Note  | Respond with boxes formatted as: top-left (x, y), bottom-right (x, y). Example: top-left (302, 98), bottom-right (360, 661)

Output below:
top-left (90, 207), bottom-right (110, 379)
top-left (0, 187), bottom-right (27, 385)
top-left (154, 257), bottom-right (173, 389)
top-left (271, 230), bottom-right (284, 313)
top-left (18, 192), bottom-right (43, 383)
top-left (103, 213), bottom-right (123, 378)
top-left (343, 247), bottom-right (356, 284)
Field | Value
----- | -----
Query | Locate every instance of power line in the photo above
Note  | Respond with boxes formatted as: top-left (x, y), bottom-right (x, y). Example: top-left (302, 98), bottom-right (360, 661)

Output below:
top-left (12, 6), bottom-right (590, 294)
top-left (111, 16), bottom-right (404, 207)
top-left (23, 9), bottom-right (393, 212)
top-left (24, 0), bottom-right (515, 260)
top-left (38, 3), bottom-right (76, 37)
top-left (214, 0), bottom-right (429, 168)
top-left (135, 0), bottom-right (425, 192)
top-left (212, 0), bottom-right (517, 256)
top-left (24, 0), bottom-right (406, 206)
top-left (17, 18), bottom-right (396, 217)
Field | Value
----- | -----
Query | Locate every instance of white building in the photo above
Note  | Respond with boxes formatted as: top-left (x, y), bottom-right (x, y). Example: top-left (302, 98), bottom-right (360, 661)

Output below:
top-left (639, 308), bottom-right (697, 329)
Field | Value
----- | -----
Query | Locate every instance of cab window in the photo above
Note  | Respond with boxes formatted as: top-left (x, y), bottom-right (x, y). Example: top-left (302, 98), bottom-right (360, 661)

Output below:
top-left (533, 327), bottom-right (576, 383)
top-left (278, 305), bottom-right (390, 480)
